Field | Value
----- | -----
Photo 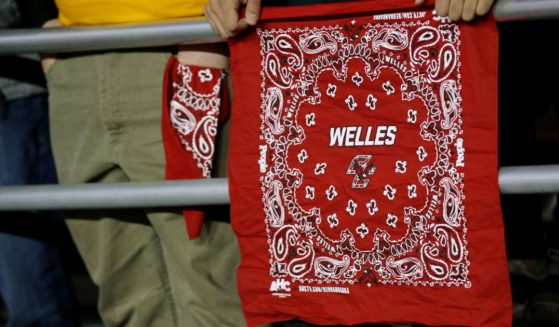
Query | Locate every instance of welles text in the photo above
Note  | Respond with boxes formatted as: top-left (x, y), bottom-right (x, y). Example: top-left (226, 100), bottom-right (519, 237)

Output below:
top-left (329, 125), bottom-right (397, 146)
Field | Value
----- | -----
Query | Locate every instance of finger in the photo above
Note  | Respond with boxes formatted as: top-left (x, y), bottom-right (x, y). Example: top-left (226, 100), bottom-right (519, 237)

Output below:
top-left (207, 0), bottom-right (225, 18)
top-left (233, 19), bottom-right (250, 35)
top-left (448, 0), bottom-right (464, 21)
top-left (41, 57), bottom-right (56, 74)
top-left (462, 0), bottom-right (478, 21)
top-left (476, 0), bottom-right (494, 16)
top-left (42, 18), bottom-right (62, 28)
top-left (415, 0), bottom-right (426, 5)
top-left (435, 0), bottom-right (451, 17)
top-left (221, 0), bottom-right (243, 36)
top-left (205, 5), bottom-right (232, 39)
top-left (207, 0), bottom-right (250, 38)
top-left (244, 0), bottom-right (261, 26)
top-left (204, 5), bottom-right (220, 34)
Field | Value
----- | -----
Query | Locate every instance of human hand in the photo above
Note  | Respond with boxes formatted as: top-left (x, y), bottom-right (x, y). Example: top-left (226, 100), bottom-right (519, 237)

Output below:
top-left (41, 19), bottom-right (62, 74)
top-left (204, 0), bottom-right (262, 39)
top-left (416, 0), bottom-right (495, 21)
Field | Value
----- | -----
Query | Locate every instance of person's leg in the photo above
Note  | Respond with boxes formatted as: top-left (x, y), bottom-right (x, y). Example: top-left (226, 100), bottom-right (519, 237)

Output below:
top-left (0, 95), bottom-right (79, 327)
top-left (0, 96), bottom-right (41, 186)
top-left (116, 50), bottom-right (245, 326)
top-left (47, 53), bottom-right (180, 327)
top-left (0, 227), bottom-right (78, 327)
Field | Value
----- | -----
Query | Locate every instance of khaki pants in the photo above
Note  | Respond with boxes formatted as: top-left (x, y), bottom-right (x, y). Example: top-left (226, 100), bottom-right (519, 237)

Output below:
top-left (46, 50), bottom-right (245, 327)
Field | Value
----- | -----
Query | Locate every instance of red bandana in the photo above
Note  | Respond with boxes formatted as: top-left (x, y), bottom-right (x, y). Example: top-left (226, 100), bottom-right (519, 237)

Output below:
top-left (162, 57), bottom-right (228, 239)
top-left (229, 1), bottom-right (511, 326)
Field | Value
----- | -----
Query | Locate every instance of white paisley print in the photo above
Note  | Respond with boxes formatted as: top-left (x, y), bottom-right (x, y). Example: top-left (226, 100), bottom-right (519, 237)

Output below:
top-left (258, 13), bottom-right (470, 289)
top-left (171, 64), bottom-right (225, 177)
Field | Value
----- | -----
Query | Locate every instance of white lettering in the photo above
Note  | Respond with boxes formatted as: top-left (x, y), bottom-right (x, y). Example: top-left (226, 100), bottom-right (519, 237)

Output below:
top-left (345, 126), bottom-right (357, 145)
top-left (365, 126), bottom-right (375, 146)
top-left (329, 126), bottom-right (398, 147)
top-left (270, 279), bottom-right (291, 292)
top-left (373, 11), bottom-right (427, 21)
top-left (298, 285), bottom-right (350, 294)
top-left (329, 127), bottom-right (346, 146)
top-left (354, 126), bottom-right (365, 146)
top-left (258, 145), bottom-right (268, 173)
top-left (456, 138), bottom-right (465, 167)
top-left (374, 126), bottom-right (387, 145)
top-left (385, 126), bottom-right (397, 145)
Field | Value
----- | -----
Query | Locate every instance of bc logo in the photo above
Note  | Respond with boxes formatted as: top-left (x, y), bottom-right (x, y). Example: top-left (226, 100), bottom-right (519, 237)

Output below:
top-left (346, 155), bottom-right (376, 189)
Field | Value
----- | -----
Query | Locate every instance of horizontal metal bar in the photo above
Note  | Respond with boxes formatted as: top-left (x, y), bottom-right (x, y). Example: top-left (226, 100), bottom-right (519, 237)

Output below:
top-left (0, 0), bottom-right (558, 55)
top-left (499, 165), bottom-right (559, 194)
top-left (0, 166), bottom-right (557, 211)
top-left (0, 17), bottom-right (223, 55)
top-left (493, 0), bottom-right (559, 22)
top-left (0, 178), bottom-right (229, 211)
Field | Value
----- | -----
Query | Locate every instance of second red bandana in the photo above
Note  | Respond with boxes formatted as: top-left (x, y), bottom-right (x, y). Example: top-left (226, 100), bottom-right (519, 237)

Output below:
top-left (229, 0), bottom-right (511, 326)
top-left (162, 56), bottom-right (227, 239)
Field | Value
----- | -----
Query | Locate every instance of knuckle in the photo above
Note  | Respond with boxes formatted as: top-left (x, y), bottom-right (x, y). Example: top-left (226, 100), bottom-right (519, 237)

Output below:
top-left (225, 18), bottom-right (239, 32)
top-left (449, 11), bottom-right (461, 21)
top-left (225, 22), bottom-right (236, 33)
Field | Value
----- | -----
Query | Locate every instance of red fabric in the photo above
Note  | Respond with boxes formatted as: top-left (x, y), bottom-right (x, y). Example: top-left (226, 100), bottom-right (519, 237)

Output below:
top-left (162, 56), bottom-right (227, 239)
top-left (228, 0), bottom-right (511, 326)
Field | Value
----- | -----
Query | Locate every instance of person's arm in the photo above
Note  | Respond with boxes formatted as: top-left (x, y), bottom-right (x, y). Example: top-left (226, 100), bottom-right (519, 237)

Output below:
top-left (416, 0), bottom-right (495, 21)
top-left (204, 0), bottom-right (261, 39)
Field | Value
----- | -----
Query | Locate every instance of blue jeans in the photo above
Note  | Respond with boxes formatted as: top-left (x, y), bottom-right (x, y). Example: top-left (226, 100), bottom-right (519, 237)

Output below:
top-left (0, 94), bottom-right (79, 327)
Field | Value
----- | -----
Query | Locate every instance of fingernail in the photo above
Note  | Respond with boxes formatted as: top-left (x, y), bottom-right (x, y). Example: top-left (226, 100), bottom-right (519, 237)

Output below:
top-left (246, 13), bottom-right (258, 25)
top-left (415, 0), bottom-right (423, 5)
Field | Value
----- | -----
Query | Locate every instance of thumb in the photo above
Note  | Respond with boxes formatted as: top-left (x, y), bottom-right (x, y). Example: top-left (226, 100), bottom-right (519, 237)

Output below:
top-left (244, 0), bottom-right (261, 25)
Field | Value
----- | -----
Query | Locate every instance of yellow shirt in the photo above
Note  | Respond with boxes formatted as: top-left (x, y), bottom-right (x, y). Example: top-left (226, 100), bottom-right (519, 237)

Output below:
top-left (55, 0), bottom-right (207, 26)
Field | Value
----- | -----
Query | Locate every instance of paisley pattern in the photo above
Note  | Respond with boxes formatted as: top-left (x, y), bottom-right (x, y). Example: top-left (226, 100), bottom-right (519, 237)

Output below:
top-left (170, 64), bottom-right (225, 177)
top-left (258, 11), bottom-right (470, 289)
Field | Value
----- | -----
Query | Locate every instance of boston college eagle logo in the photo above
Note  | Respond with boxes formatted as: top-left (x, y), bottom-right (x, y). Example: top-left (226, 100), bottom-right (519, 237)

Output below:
top-left (346, 155), bottom-right (376, 189)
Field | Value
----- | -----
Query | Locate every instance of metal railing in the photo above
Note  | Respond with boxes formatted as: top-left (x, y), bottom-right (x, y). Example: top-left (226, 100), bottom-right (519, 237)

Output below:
top-left (493, 0), bottom-right (559, 22)
top-left (0, 0), bottom-right (558, 211)
top-left (0, 166), bottom-right (558, 211)
top-left (0, 0), bottom-right (559, 55)
top-left (0, 17), bottom-right (221, 55)
top-left (0, 179), bottom-right (230, 210)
